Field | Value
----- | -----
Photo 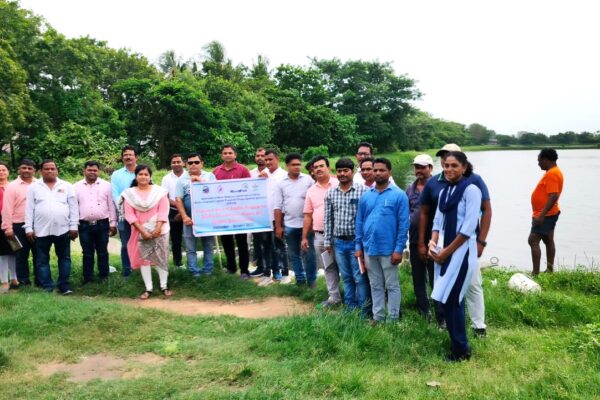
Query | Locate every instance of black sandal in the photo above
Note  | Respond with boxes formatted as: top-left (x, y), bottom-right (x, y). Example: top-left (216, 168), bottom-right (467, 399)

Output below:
top-left (139, 290), bottom-right (152, 300)
top-left (161, 288), bottom-right (173, 297)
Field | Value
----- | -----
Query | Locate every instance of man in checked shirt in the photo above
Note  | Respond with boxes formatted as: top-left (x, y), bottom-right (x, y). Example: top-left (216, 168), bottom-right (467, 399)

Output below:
top-left (323, 158), bottom-right (371, 316)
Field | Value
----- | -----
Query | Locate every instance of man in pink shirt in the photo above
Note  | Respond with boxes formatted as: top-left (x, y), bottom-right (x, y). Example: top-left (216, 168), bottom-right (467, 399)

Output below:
top-left (74, 161), bottom-right (118, 283)
top-left (1, 159), bottom-right (38, 286)
top-left (213, 144), bottom-right (252, 278)
top-left (301, 156), bottom-right (338, 290)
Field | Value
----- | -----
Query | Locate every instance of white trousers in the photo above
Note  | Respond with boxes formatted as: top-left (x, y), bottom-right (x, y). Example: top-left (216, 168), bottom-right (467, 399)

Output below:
top-left (140, 265), bottom-right (169, 292)
top-left (466, 265), bottom-right (486, 329)
top-left (0, 255), bottom-right (17, 283)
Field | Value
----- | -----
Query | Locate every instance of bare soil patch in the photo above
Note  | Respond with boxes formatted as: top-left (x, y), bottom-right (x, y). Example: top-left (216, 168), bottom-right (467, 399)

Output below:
top-left (39, 353), bottom-right (165, 383)
top-left (119, 296), bottom-right (312, 318)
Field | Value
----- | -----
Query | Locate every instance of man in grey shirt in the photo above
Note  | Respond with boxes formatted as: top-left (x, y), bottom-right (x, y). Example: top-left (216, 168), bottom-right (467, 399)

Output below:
top-left (273, 153), bottom-right (316, 286)
top-left (25, 159), bottom-right (79, 294)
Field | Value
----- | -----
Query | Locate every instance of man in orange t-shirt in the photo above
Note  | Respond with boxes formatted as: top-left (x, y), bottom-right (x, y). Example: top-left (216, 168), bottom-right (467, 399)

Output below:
top-left (528, 148), bottom-right (563, 276)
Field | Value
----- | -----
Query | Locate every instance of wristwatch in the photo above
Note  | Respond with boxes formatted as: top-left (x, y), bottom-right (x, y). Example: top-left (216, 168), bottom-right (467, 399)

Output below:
top-left (477, 238), bottom-right (487, 247)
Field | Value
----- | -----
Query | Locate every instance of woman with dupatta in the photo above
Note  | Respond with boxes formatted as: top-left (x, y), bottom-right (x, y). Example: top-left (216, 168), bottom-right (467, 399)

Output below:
top-left (428, 151), bottom-right (482, 362)
top-left (121, 165), bottom-right (172, 299)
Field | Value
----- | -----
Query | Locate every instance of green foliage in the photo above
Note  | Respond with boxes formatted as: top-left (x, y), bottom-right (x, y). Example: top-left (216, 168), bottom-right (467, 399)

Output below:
top-left (0, 40), bottom-right (30, 140)
top-left (302, 145), bottom-right (329, 161)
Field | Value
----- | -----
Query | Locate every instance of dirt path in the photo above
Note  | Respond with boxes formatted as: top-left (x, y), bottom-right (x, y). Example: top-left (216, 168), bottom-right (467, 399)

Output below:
top-left (119, 296), bottom-right (313, 318)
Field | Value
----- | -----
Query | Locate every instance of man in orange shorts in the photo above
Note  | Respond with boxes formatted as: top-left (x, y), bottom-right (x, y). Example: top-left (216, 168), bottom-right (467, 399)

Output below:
top-left (528, 148), bottom-right (563, 276)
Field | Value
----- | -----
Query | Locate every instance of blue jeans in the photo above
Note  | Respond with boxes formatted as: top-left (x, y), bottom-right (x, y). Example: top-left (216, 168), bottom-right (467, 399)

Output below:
top-left (13, 223), bottom-right (39, 285)
top-left (335, 238), bottom-right (370, 314)
top-left (35, 233), bottom-right (72, 292)
top-left (79, 219), bottom-right (110, 282)
top-left (183, 225), bottom-right (214, 275)
top-left (118, 220), bottom-right (131, 277)
top-left (284, 227), bottom-right (316, 284)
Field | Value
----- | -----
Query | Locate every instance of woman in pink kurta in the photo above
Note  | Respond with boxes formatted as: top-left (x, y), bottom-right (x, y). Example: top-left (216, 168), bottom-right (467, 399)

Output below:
top-left (121, 165), bottom-right (172, 299)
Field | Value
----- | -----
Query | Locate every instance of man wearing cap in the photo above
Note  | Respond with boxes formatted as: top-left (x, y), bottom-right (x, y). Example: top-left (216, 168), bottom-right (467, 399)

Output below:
top-left (418, 144), bottom-right (491, 336)
top-left (406, 154), bottom-right (443, 324)
top-left (528, 148), bottom-right (563, 276)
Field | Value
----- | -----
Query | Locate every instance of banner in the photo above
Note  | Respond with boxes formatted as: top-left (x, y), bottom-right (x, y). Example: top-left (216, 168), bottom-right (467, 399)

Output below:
top-left (190, 178), bottom-right (272, 237)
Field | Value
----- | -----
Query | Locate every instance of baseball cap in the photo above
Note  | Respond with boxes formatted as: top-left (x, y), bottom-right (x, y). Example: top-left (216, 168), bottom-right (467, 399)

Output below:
top-left (435, 143), bottom-right (462, 157)
top-left (413, 154), bottom-right (434, 166)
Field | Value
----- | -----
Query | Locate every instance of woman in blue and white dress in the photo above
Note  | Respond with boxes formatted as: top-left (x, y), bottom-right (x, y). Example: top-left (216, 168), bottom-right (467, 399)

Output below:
top-left (428, 151), bottom-right (482, 362)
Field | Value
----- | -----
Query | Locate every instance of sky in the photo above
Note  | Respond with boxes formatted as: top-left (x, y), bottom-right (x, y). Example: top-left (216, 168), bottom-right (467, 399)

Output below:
top-left (18, 0), bottom-right (600, 136)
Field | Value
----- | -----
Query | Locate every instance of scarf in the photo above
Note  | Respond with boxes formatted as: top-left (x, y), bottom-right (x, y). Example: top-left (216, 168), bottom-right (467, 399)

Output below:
top-left (438, 175), bottom-right (473, 276)
top-left (120, 185), bottom-right (168, 213)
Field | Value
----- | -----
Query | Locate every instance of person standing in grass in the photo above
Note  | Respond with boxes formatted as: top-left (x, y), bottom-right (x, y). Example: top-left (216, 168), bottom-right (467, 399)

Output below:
top-left (122, 165), bottom-right (172, 299)
top-left (428, 151), bottom-right (482, 362)
top-left (213, 144), bottom-right (252, 279)
top-left (24, 160), bottom-right (79, 295)
top-left (274, 153), bottom-right (316, 286)
top-left (175, 153), bottom-right (216, 277)
top-left (74, 160), bottom-right (118, 284)
top-left (2, 159), bottom-right (38, 287)
top-left (161, 154), bottom-right (188, 269)
top-left (355, 158), bottom-right (409, 323)
top-left (111, 145), bottom-right (138, 277)
top-left (528, 148), bottom-right (563, 276)
top-left (0, 162), bottom-right (18, 293)
top-left (323, 158), bottom-right (369, 313)
top-left (249, 147), bottom-right (273, 279)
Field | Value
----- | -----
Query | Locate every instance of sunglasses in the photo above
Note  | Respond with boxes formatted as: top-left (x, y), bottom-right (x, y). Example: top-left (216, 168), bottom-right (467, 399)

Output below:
top-left (187, 161), bottom-right (201, 165)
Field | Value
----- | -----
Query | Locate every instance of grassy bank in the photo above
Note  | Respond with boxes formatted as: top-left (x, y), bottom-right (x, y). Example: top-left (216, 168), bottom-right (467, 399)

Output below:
top-left (0, 258), bottom-right (598, 399)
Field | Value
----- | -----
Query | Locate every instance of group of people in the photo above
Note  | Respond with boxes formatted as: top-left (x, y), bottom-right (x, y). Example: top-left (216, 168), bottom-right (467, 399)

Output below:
top-left (0, 142), bottom-right (564, 362)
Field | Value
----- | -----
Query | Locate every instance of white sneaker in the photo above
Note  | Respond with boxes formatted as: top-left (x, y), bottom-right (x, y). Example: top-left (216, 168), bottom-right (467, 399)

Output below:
top-left (108, 266), bottom-right (117, 273)
top-left (258, 277), bottom-right (273, 287)
top-left (279, 276), bottom-right (292, 285)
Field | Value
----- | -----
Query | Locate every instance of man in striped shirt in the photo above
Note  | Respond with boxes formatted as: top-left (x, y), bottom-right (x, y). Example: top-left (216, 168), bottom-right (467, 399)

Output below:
top-left (323, 158), bottom-right (370, 314)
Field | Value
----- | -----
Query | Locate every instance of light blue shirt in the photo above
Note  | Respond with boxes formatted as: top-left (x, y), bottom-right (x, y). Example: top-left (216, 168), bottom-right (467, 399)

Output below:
top-left (175, 171), bottom-right (217, 215)
top-left (111, 167), bottom-right (136, 204)
top-left (355, 183), bottom-right (409, 256)
top-left (24, 178), bottom-right (79, 237)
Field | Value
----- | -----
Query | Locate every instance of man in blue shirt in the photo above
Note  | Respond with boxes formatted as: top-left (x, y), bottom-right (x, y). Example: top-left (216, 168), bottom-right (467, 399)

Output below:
top-left (355, 158), bottom-right (409, 323)
top-left (418, 144), bottom-right (492, 336)
top-left (111, 145), bottom-right (138, 277)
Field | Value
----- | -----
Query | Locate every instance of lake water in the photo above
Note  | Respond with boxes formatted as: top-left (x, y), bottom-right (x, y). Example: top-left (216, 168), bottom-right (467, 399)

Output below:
top-left (404, 149), bottom-right (600, 271)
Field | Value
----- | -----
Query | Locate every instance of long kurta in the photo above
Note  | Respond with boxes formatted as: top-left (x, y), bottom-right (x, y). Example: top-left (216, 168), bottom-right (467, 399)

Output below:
top-left (123, 188), bottom-right (170, 269)
top-left (431, 184), bottom-right (482, 304)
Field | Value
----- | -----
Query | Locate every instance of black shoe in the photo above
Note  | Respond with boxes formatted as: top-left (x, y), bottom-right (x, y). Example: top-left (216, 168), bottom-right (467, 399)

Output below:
top-left (19, 280), bottom-right (32, 286)
top-left (249, 268), bottom-right (264, 277)
top-left (473, 328), bottom-right (487, 338)
top-left (437, 320), bottom-right (447, 330)
top-left (445, 351), bottom-right (471, 362)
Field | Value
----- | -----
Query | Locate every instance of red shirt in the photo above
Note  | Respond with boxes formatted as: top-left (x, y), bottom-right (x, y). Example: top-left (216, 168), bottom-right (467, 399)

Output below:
top-left (213, 162), bottom-right (251, 180)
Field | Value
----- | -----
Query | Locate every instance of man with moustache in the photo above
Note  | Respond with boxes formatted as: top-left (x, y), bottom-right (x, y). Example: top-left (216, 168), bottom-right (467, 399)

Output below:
top-left (111, 145), bottom-right (138, 277)
top-left (359, 158), bottom-right (376, 189)
top-left (301, 156), bottom-right (338, 290)
top-left (2, 159), bottom-right (38, 286)
top-left (323, 158), bottom-right (369, 313)
top-left (161, 154), bottom-right (188, 269)
top-left (74, 161), bottom-right (117, 283)
top-left (249, 147), bottom-right (272, 278)
top-left (25, 160), bottom-right (79, 294)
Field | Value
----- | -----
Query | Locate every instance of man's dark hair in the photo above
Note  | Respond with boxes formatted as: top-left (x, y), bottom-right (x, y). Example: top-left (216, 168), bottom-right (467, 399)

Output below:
top-left (121, 145), bottom-right (138, 157)
top-left (356, 142), bottom-right (373, 154)
top-left (186, 152), bottom-right (203, 161)
top-left (40, 159), bottom-right (57, 170)
top-left (285, 152), bottom-right (302, 164)
top-left (18, 158), bottom-right (36, 168)
top-left (311, 155), bottom-right (329, 167)
top-left (359, 157), bottom-right (374, 168)
top-left (84, 160), bottom-right (100, 169)
top-left (441, 151), bottom-right (474, 177)
top-left (221, 144), bottom-right (237, 153)
top-left (335, 158), bottom-right (355, 170)
top-left (373, 157), bottom-right (392, 171)
top-left (169, 154), bottom-right (183, 162)
top-left (131, 164), bottom-right (153, 187)
top-left (265, 148), bottom-right (280, 158)
top-left (255, 147), bottom-right (266, 153)
top-left (539, 148), bottom-right (558, 162)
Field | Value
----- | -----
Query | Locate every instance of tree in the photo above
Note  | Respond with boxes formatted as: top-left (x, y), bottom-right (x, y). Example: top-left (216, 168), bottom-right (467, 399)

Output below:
top-left (200, 40), bottom-right (245, 82)
top-left (467, 123), bottom-right (495, 145)
top-left (0, 41), bottom-right (30, 146)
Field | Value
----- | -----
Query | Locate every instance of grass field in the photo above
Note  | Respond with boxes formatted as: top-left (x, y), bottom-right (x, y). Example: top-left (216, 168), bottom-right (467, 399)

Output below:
top-left (0, 253), bottom-right (598, 400)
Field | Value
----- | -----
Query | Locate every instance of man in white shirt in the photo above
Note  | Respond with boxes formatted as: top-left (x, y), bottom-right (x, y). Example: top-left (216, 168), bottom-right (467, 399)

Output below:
top-left (161, 154), bottom-right (188, 268)
top-left (24, 160), bottom-right (79, 294)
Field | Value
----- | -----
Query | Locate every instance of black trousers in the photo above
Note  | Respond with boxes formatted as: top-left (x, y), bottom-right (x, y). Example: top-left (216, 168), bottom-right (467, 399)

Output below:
top-left (409, 243), bottom-right (444, 323)
top-left (14, 223), bottom-right (39, 285)
top-left (168, 208), bottom-right (183, 266)
top-left (221, 234), bottom-right (249, 274)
